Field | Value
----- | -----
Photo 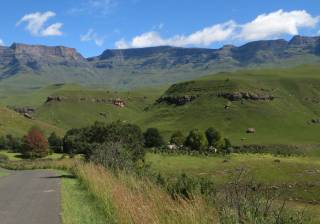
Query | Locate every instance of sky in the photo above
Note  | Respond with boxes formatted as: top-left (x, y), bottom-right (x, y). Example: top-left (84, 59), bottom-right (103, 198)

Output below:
top-left (0, 0), bottom-right (319, 57)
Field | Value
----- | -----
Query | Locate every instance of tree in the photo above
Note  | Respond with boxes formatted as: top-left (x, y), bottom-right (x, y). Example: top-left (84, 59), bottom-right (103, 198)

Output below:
top-left (205, 127), bottom-right (222, 147)
top-left (143, 128), bottom-right (164, 148)
top-left (48, 132), bottom-right (63, 153)
top-left (184, 129), bottom-right (205, 151)
top-left (22, 127), bottom-right (49, 158)
top-left (170, 131), bottom-right (185, 147)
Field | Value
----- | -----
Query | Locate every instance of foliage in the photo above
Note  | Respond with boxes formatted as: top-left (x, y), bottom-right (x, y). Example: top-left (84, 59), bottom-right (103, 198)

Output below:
top-left (48, 132), bottom-right (63, 153)
top-left (90, 142), bottom-right (136, 171)
top-left (184, 129), bottom-right (206, 151)
top-left (205, 127), bottom-right (221, 147)
top-left (143, 128), bottom-right (164, 148)
top-left (169, 131), bottom-right (185, 147)
top-left (21, 127), bottom-right (49, 158)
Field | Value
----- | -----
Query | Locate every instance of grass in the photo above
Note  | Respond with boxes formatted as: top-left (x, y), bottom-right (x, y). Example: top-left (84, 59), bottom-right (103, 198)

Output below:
top-left (7, 64), bottom-right (315, 146)
top-left (0, 150), bottom-right (63, 161)
top-left (147, 152), bottom-right (320, 222)
top-left (2, 65), bottom-right (320, 145)
top-left (60, 171), bottom-right (115, 224)
top-left (0, 171), bottom-right (8, 177)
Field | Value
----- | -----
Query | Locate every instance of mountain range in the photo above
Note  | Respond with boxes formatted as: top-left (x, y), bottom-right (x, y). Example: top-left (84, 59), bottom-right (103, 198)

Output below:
top-left (0, 35), bottom-right (320, 89)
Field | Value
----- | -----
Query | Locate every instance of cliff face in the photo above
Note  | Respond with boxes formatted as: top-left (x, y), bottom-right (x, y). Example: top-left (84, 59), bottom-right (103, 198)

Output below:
top-left (10, 43), bottom-right (85, 61)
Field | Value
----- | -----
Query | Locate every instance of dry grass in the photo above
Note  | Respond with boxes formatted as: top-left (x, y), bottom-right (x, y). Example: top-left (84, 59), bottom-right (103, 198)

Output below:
top-left (1, 159), bottom-right (218, 223)
top-left (74, 163), bottom-right (218, 224)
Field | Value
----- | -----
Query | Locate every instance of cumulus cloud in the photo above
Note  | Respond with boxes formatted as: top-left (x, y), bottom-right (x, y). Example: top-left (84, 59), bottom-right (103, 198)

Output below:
top-left (0, 39), bottom-right (4, 46)
top-left (115, 9), bottom-right (320, 49)
top-left (17, 11), bottom-right (63, 37)
top-left (239, 10), bottom-right (319, 41)
top-left (116, 21), bottom-right (236, 48)
top-left (80, 29), bottom-right (105, 46)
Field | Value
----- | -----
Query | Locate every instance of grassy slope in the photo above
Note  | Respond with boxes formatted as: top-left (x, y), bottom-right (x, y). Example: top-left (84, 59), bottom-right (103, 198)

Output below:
top-left (34, 87), bottom-right (165, 129)
top-left (32, 65), bottom-right (320, 145)
top-left (138, 65), bottom-right (320, 145)
top-left (0, 106), bottom-right (63, 136)
top-left (2, 65), bottom-right (320, 145)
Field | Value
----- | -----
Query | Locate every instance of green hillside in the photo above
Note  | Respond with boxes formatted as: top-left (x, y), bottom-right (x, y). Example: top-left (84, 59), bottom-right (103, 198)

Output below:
top-left (0, 106), bottom-right (63, 136)
top-left (8, 64), bottom-right (320, 145)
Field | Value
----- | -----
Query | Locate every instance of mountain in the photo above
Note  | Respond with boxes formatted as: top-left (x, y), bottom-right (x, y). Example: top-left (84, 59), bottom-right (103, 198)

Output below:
top-left (0, 35), bottom-right (320, 89)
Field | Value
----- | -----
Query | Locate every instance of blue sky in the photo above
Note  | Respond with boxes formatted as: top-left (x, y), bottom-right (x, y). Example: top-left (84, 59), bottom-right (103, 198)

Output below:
top-left (0, 0), bottom-right (319, 57)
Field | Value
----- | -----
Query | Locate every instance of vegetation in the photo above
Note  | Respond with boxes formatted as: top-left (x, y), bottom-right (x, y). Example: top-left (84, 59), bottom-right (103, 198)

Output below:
top-left (184, 129), bottom-right (206, 151)
top-left (143, 128), bottom-right (164, 148)
top-left (21, 127), bottom-right (49, 158)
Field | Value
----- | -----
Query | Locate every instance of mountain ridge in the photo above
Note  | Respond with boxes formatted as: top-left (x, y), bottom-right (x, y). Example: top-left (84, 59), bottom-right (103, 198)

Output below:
top-left (0, 35), bottom-right (320, 88)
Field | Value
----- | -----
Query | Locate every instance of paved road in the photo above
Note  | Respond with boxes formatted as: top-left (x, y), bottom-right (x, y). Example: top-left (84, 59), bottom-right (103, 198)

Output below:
top-left (0, 168), bottom-right (60, 224)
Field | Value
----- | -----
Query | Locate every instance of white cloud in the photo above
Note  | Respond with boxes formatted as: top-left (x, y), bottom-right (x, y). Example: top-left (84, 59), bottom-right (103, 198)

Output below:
top-left (116, 21), bottom-right (236, 48)
top-left (0, 39), bottom-right (4, 46)
top-left (115, 9), bottom-right (320, 49)
top-left (239, 10), bottom-right (319, 41)
top-left (17, 11), bottom-right (63, 37)
top-left (41, 23), bottom-right (63, 36)
top-left (80, 29), bottom-right (105, 46)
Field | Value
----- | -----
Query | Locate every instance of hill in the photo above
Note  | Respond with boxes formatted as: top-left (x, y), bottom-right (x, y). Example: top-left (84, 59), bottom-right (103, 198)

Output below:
top-left (0, 106), bottom-right (63, 136)
top-left (0, 35), bottom-right (320, 89)
top-left (27, 65), bottom-right (320, 145)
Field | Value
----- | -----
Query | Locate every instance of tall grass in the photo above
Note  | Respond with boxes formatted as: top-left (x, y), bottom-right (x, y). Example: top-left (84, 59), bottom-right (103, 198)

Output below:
top-left (74, 162), bottom-right (218, 224)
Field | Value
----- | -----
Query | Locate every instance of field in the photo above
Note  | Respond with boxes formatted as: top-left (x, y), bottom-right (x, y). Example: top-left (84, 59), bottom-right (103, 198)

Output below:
top-left (147, 152), bottom-right (320, 222)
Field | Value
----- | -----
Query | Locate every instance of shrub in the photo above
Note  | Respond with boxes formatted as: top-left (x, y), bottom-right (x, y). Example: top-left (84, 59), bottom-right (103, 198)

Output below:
top-left (90, 142), bottom-right (135, 171)
top-left (184, 129), bottom-right (206, 151)
top-left (205, 127), bottom-right (222, 147)
top-left (168, 173), bottom-right (197, 199)
top-left (48, 132), bottom-right (63, 153)
top-left (169, 131), bottom-right (185, 147)
top-left (143, 128), bottom-right (164, 148)
top-left (22, 127), bottom-right (49, 158)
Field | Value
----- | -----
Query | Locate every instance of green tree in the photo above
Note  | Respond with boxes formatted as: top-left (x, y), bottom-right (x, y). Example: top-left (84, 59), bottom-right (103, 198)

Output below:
top-left (184, 129), bottom-right (205, 151)
top-left (170, 131), bottom-right (185, 147)
top-left (205, 127), bottom-right (222, 147)
top-left (48, 132), bottom-right (63, 153)
top-left (143, 128), bottom-right (164, 148)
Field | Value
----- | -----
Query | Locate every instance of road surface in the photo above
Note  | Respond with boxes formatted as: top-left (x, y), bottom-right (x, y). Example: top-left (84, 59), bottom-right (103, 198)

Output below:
top-left (0, 168), bottom-right (60, 224)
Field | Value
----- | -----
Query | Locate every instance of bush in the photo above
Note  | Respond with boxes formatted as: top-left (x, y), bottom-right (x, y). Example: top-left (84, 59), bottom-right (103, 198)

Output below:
top-left (205, 127), bottom-right (222, 147)
top-left (143, 128), bottom-right (164, 148)
top-left (48, 132), bottom-right (63, 153)
top-left (169, 131), bottom-right (185, 147)
top-left (90, 142), bottom-right (136, 171)
top-left (0, 135), bottom-right (22, 152)
top-left (184, 129), bottom-right (206, 151)
top-left (22, 127), bottom-right (49, 158)
top-left (168, 173), bottom-right (197, 199)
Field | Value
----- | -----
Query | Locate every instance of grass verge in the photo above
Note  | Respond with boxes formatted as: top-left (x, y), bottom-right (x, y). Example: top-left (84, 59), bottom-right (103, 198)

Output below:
top-left (60, 171), bottom-right (116, 224)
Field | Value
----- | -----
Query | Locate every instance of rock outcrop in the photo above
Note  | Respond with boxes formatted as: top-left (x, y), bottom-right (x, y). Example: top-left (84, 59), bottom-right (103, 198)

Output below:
top-left (218, 92), bottom-right (274, 101)
top-left (157, 95), bottom-right (197, 106)
top-left (46, 96), bottom-right (65, 103)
